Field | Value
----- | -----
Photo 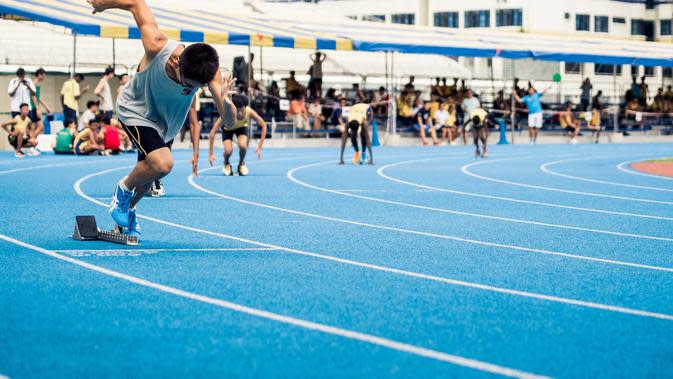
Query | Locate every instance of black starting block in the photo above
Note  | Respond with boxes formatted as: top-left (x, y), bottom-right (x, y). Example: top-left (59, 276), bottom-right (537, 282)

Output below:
top-left (72, 215), bottom-right (139, 246)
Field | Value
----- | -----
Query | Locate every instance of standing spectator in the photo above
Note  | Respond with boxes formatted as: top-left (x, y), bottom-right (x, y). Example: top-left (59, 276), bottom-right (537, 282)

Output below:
top-left (592, 90), bottom-right (603, 109)
top-left (29, 68), bottom-right (52, 139)
top-left (284, 71), bottom-right (302, 99)
top-left (493, 90), bottom-right (510, 114)
top-left (308, 97), bottom-right (324, 131)
top-left (266, 81), bottom-right (281, 120)
top-left (117, 73), bottom-right (129, 99)
top-left (403, 76), bottom-right (415, 95)
top-left (630, 76), bottom-right (641, 104)
top-left (0, 103), bottom-right (39, 157)
top-left (287, 95), bottom-right (309, 131)
top-left (308, 51), bottom-right (326, 100)
top-left (78, 101), bottom-right (99, 131)
top-left (95, 66), bottom-right (115, 123)
top-left (61, 73), bottom-right (89, 125)
top-left (334, 98), bottom-right (348, 131)
top-left (7, 68), bottom-right (35, 118)
top-left (352, 83), bottom-right (366, 103)
top-left (513, 84), bottom-right (552, 144)
top-left (580, 78), bottom-right (592, 111)
top-left (639, 76), bottom-right (649, 106)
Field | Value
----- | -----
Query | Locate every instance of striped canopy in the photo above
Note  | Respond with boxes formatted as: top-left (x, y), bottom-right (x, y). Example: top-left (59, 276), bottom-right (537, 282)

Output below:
top-left (2, 0), bottom-right (673, 67)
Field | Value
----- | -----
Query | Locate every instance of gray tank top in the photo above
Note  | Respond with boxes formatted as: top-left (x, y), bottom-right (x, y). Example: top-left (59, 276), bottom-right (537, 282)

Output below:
top-left (117, 40), bottom-right (197, 142)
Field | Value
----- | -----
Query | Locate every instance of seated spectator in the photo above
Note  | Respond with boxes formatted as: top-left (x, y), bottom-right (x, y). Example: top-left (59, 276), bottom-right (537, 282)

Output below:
top-left (461, 89), bottom-right (481, 116)
top-left (334, 98), bottom-right (348, 132)
top-left (284, 71), bottom-right (302, 99)
top-left (110, 119), bottom-right (132, 152)
top-left (372, 86), bottom-right (389, 118)
top-left (397, 95), bottom-right (415, 127)
top-left (352, 83), bottom-right (366, 103)
top-left (307, 97), bottom-right (324, 131)
top-left (74, 115), bottom-right (105, 155)
top-left (414, 101), bottom-right (439, 146)
top-left (559, 102), bottom-right (580, 144)
top-left (493, 90), bottom-right (510, 114)
top-left (434, 102), bottom-right (460, 146)
top-left (287, 95), bottom-right (309, 131)
top-left (53, 119), bottom-right (77, 154)
top-left (0, 103), bottom-right (39, 158)
top-left (403, 76), bottom-right (415, 95)
top-left (78, 101), bottom-right (99, 131)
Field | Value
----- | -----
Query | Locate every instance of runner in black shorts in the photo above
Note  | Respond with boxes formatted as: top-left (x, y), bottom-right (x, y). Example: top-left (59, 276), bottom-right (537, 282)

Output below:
top-left (463, 108), bottom-right (490, 158)
top-left (208, 94), bottom-right (267, 176)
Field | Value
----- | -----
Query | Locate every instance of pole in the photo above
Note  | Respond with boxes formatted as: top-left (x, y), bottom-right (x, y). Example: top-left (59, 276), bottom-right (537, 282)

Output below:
top-left (510, 59), bottom-right (516, 144)
top-left (613, 64), bottom-right (618, 133)
top-left (72, 32), bottom-right (77, 77)
top-left (259, 45), bottom-right (263, 86)
top-left (112, 37), bottom-right (117, 70)
top-left (391, 51), bottom-right (397, 135)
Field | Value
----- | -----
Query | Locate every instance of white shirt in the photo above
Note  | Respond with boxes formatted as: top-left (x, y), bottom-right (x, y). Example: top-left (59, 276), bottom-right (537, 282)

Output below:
top-left (434, 109), bottom-right (449, 126)
top-left (78, 109), bottom-right (96, 131)
top-left (462, 97), bottom-right (481, 116)
top-left (100, 79), bottom-right (114, 111)
top-left (7, 77), bottom-right (35, 112)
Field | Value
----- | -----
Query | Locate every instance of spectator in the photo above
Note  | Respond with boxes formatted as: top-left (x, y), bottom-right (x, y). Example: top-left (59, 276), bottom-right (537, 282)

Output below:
top-left (580, 78), bottom-right (592, 111)
top-left (308, 51), bottom-right (326, 100)
top-left (403, 76), bottom-right (415, 95)
top-left (434, 101), bottom-right (460, 145)
top-left (266, 81), bottom-right (281, 120)
top-left (287, 94), bottom-right (309, 131)
top-left (431, 78), bottom-right (441, 97)
top-left (630, 76), bottom-right (641, 104)
top-left (448, 78), bottom-right (459, 97)
top-left (95, 66), bottom-right (115, 123)
top-left (592, 90), bottom-right (604, 110)
top-left (513, 84), bottom-right (552, 144)
top-left (29, 68), bottom-right (52, 140)
top-left (493, 90), bottom-right (510, 114)
top-left (0, 103), bottom-right (39, 157)
top-left (414, 101), bottom-right (439, 146)
top-left (397, 95), bottom-right (415, 127)
top-left (559, 102), bottom-right (580, 144)
top-left (588, 104), bottom-right (603, 143)
top-left (334, 98), bottom-right (348, 132)
top-left (372, 86), bottom-right (389, 118)
top-left (665, 85), bottom-right (673, 102)
top-left (117, 73), bottom-right (129, 99)
top-left (308, 97), bottom-right (324, 131)
top-left (7, 68), bottom-right (35, 118)
top-left (639, 76), bottom-right (649, 106)
top-left (61, 73), bottom-right (89, 125)
top-left (352, 83), bottom-right (366, 103)
top-left (284, 71), bottom-right (302, 99)
top-left (653, 88), bottom-right (665, 112)
top-left (461, 89), bottom-right (481, 116)
top-left (73, 115), bottom-right (105, 155)
top-left (78, 101), bottom-right (99, 131)
top-left (53, 119), bottom-right (77, 154)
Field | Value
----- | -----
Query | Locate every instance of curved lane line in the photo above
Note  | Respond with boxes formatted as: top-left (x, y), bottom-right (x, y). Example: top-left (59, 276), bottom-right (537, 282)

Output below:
top-left (617, 160), bottom-right (673, 182)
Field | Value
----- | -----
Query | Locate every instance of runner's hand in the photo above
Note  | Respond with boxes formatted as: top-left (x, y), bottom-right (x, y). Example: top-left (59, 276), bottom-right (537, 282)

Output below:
top-left (191, 153), bottom-right (199, 176)
top-left (256, 146), bottom-right (262, 160)
top-left (209, 153), bottom-right (216, 166)
top-left (221, 72), bottom-right (237, 100)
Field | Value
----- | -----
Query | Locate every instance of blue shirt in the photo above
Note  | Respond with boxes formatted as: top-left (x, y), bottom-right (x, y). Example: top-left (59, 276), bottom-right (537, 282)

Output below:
top-left (522, 93), bottom-right (543, 114)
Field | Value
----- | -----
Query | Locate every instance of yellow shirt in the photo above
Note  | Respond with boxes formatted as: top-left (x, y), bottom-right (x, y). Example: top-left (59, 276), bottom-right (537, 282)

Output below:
top-left (429, 101), bottom-right (440, 118)
top-left (225, 107), bottom-right (250, 131)
top-left (12, 115), bottom-right (31, 135)
top-left (591, 110), bottom-right (601, 127)
top-left (470, 108), bottom-right (488, 124)
top-left (348, 103), bottom-right (370, 123)
top-left (61, 79), bottom-right (80, 110)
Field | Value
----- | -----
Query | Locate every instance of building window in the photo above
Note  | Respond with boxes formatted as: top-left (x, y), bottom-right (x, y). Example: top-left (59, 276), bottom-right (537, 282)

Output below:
top-left (595, 64), bottom-right (622, 75)
top-left (565, 62), bottom-right (581, 74)
top-left (631, 65), bottom-right (640, 77)
top-left (595, 16), bottom-right (609, 33)
top-left (465, 10), bottom-right (490, 28)
top-left (663, 67), bottom-right (672, 78)
top-left (613, 17), bottom-right (626, 24)
top-left (362, 14), bottom-right (385, 23)
top-left (391, 13), bottom-right (415, 25)
top-left (661, 20), bottom-right (672, 36)
top-left (434, 12), bottom-right (459, 28)
top-left (644, 66), bottom-right (655, 77)
top-left (576, 14), bottom-right (590, 31)
top-left (632, 19), bottom-right (647, 35)
top-left (496, 9), bottom-right (522, 27)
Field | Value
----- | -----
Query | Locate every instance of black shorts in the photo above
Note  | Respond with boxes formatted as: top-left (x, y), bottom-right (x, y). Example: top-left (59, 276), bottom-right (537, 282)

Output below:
top-left (347, 120), bottom-right (360, 133)
top-left (221, 127), bottom-right (248, 141)
top-left (8, 134), bottom-right (29, 148)
top-left (63, 106), bottom-right (77, 125)
top-left (121, 122), bottom-right (169, 161)
top-left (29, 109), bottom-right (41, 123)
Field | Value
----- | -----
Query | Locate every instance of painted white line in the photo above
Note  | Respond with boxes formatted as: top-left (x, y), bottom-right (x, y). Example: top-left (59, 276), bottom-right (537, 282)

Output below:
top-left (0, 233), bottom-right (546, 378)
top-left (617, 160), bottom-right (673, 182)
top-left (540, 158), bottom-right (673, 192)
top-left (0, 158), bottom-right (134, 176)
top-left (462, 158), bottom-right (673, 206)
top-left (282, 162), bottom-right (673, 272)
top-left (76, 166), bottom-right (673, 322)
top-left (57, 248), bottom-right (277, 253)
top-left (378, 158), bottom-right (673, 222)
top-left (286, 161), bottom-right (673, 243)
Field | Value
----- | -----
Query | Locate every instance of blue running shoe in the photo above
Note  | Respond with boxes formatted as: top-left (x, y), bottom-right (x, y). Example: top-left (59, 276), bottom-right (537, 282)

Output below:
top-left (124, 209), bottom-right (141, 237)
top-left (361, 152), bottom-right (367, 165)
top-left (109, 181), bottom-right (135, 227)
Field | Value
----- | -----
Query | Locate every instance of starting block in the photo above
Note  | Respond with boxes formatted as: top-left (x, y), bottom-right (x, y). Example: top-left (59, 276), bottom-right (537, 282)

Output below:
top-left (72, 215), bottom-right (139, 246)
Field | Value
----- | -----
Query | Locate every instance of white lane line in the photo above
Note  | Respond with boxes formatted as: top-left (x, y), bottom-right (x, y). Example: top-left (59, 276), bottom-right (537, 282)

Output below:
top-left (617, 160), bottom-right (673, 182)
top-left (0, 234), bottom-right (546, 379)
top-left (282, 162), bottom-right (673, 272)
top-left (57, 248), bottom-right (277, 253)
top-left (77, 166), bottom-right (673, 322)
top-left (0, 158), bottom-right (134, 176)
top-left (378, 158), bottom-right (673, 222)
top-left (462, 158), bottom-right (673, 206)
top-left (540, 158), bottom-right (673, 192)
top-left (285, 161), bottom-right (673, 243)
